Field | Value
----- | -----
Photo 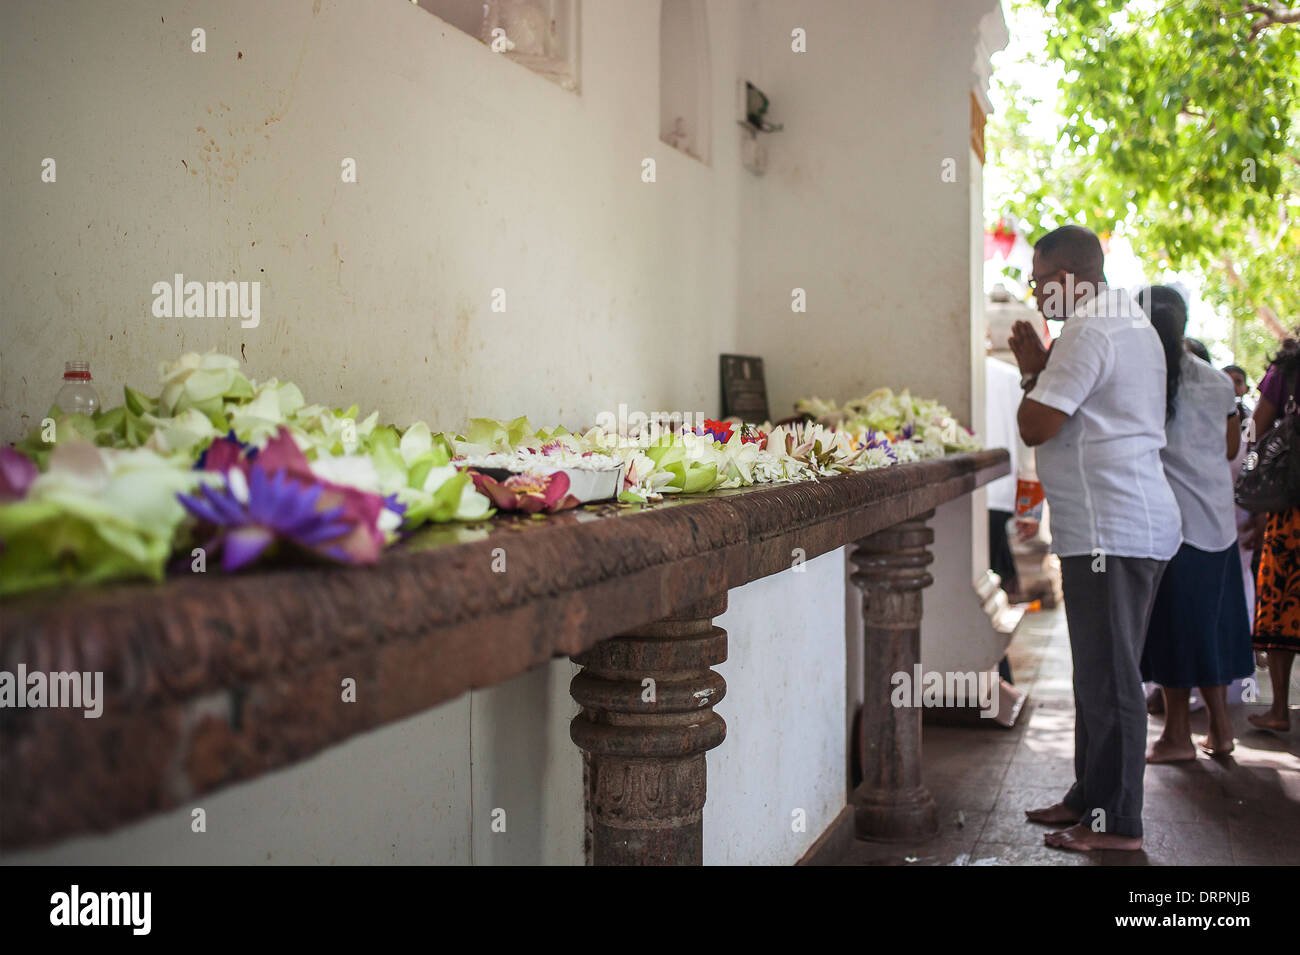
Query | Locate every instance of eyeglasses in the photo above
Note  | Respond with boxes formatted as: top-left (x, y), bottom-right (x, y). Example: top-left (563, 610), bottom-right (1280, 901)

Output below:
top-left (1028, 272), bottom-right (1059, 291)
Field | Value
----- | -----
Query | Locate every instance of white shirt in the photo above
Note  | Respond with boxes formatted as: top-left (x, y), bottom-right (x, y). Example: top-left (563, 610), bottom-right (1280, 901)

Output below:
top-left (1162, 353), bottom-right (1239, 551)
top-left (1026, 288), bottom-right (1182, 560)
top-left (984, 355), bottom-right (1023, 512)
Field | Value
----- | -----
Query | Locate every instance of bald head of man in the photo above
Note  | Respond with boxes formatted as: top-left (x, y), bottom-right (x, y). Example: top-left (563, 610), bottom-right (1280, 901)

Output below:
top-left (1031, 225), bottom-right (1106, 319)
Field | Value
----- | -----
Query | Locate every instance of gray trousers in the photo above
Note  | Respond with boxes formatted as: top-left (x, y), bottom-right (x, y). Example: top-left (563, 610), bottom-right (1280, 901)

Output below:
top-left (1059, 554), bottom-right (1167, 838)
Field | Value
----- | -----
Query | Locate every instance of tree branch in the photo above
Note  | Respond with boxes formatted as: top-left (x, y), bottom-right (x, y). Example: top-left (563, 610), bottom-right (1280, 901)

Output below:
top-left (1243, 4), bottom-right (1300, 42)
top-left (1221, 255), bottom-right (1291, 339)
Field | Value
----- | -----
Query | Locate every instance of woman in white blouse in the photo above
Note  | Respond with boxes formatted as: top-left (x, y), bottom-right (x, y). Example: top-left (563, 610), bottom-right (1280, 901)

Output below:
top-left (1139, 286), bottom-right (1254, 761)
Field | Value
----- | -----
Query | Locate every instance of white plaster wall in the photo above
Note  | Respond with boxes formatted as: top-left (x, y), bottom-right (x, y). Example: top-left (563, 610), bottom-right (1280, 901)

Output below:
top-left (739, 0), bottom-right (1004, 785)
top-left (0, 0), bottom-right (743, 444)
top-left (706, 546), bottom-right (846, 865)
top-left (469, 661), bottom-right (584, 866)
top-left (737, 0), bottom-right (994, 424)
top-left (921, 495), bottom-right (1006, 676)
top-left (917, 146), bottom-right (1002, 678)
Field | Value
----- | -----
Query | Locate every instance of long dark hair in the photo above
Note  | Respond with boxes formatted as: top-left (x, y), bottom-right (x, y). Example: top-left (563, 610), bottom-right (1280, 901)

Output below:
top-left (1137, 285), bottom-right (1187, 422)
top-left (1268, 338), bottom-right (1300, 383)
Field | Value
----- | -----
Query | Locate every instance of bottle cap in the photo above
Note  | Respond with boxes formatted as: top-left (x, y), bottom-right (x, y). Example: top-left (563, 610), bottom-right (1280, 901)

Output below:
top-left (63, 360), bottom-right (91, 380)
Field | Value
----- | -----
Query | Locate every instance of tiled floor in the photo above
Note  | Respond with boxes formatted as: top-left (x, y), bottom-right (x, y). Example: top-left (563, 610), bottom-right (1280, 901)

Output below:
top-left (838, 605), bottom-right (1300, 866)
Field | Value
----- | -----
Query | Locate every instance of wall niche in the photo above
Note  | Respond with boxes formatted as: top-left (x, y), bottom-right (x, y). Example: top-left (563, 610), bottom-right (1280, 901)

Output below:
top-left (418, 0), bottom-right (580, 92)
top-left (659, 0), bottom-right (711, 164)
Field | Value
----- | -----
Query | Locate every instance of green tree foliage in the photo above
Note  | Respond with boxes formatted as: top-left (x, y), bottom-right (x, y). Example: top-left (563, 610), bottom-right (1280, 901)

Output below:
top-left (989, 0), bottom-right (1300, 379)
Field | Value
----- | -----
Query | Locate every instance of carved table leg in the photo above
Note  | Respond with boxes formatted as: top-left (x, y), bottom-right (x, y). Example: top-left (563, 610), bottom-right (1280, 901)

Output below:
top-left (570, 594), bottom-right (727, 866)
top-left (849, 512), bottom-right (938, 842)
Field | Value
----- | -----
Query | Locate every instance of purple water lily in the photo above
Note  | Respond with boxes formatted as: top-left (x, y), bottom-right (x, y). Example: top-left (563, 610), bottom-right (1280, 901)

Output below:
top-left (180, 465), bottom-right (361, 572)
top-left (180, 428), bottom-right (402, 571)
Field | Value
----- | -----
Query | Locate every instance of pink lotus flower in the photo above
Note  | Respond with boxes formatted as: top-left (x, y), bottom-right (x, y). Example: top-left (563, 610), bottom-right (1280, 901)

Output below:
top-left (196, 433), bottom-right (247, 473)
top-left (470, 470), bottom-right (580, 514)
top-left (0, 448), bottom-right (39, 502)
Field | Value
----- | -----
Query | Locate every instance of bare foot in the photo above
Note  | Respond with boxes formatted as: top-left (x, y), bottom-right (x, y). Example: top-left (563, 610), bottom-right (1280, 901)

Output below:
top-left (1146, 736), bottom-right (1197, 763)
top-left (1198, 734), bottom-right (1234, 757)
top-left (1025, 802), bottom-right (1079, 825)
top-left (1248, 711), bottom-right (1291, 732)
top-left (1045, 823), bottom-right (1143, 852)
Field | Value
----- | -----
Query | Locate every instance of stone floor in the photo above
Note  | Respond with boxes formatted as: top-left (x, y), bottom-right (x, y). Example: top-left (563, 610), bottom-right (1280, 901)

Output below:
top-left (838, 605), bottom-right (1300, 866)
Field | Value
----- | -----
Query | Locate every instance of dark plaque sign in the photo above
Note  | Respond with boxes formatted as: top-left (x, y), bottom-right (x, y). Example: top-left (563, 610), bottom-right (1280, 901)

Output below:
top-left (719, 354), bottom-right (770, 423)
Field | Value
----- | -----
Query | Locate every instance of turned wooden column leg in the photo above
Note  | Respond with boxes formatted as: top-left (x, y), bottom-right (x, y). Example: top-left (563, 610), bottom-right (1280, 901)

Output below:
top-left (569, 594), bottom-right (727, 866)
top-left (850, 512), bottom-right (938, 842)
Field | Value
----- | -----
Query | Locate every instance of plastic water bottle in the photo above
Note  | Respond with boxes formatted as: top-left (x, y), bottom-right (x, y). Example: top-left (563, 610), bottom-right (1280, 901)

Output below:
top-left (1014, 450), bottom-right (1044, 524)
top-left (54, 360), bottom-right (101, 416)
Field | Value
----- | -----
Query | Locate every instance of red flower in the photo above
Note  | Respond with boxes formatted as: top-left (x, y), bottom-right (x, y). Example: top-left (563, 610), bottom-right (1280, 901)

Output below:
top-left (701, 419), bottom-right (735, 443)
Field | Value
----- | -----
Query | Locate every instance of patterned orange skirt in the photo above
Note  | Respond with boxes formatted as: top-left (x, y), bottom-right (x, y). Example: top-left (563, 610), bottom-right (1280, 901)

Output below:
top-left (1254, 506), bottom-right (1300, 653)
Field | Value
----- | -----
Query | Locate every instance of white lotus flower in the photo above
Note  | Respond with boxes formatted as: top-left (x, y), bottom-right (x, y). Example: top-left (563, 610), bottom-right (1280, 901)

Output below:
top-left (309, 453), bottom-right (384, 494)
top-left (399, 422), bottom-right (434, 466)
top-left (157, 352), bottom-right (248, 417)
top-left (143, 407), bottom-right (218, 454)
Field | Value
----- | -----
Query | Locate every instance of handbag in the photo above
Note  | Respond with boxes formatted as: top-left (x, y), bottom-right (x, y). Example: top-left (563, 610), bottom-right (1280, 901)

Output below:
top-left (1235, 365), bottom-right (1300, 513)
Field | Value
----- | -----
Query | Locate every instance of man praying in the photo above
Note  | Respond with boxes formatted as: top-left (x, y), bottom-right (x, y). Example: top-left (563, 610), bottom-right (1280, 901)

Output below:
top-left (1008, 225), bottom-right (1182, 852)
